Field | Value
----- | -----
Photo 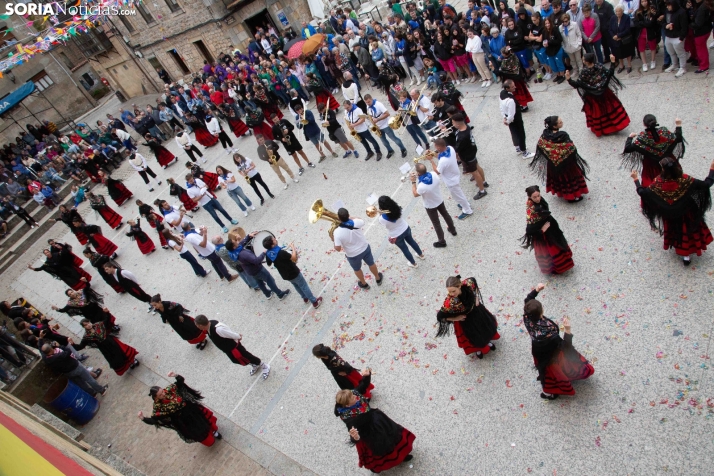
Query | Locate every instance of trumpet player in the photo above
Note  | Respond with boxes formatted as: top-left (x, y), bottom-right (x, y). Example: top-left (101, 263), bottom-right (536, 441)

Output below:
top-left (410, 88), bottom-right (437, 133)
top-left (270, 113), bottom-right (314, 175)
top-left (364, 94), bottom-right (408, 159)
top-left (342, 99), bottom-right (382, 161)
top-left (429, 138), bottom-right (473, 220)
top-left (317, 102), bottom-right (357, 158)
top-left (431, 94), bottom-right (456, 147)
top-left (397, 90), bottom-right (430, 151)
top-left (293, 102), bottom-right (338, 163)
top-left (232, 153), bottom-right (274, 206)
top-left (256, 134), bottom-right (299, 190)
top-left (452, 113), bottom-right (489, 201)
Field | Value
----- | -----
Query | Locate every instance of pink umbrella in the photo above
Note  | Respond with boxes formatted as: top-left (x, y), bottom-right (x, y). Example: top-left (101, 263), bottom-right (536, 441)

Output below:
top-left (287, 40), bottom-right (307, 60)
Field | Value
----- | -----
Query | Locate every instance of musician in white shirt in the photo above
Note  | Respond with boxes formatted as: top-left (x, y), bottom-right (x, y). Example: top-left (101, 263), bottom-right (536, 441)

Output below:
top-left (410, 88), bottom-right (437, 132)
top-left (427, 138), bottom-right (474, 219)
top-left (364, 94), bottom-right (407, 159)
top-left (343, 99), bottom-right (383, 161)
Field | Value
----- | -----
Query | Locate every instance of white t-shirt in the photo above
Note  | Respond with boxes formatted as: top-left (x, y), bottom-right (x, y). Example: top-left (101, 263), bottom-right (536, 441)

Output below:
top-left (164, 209), bottom-right (191, 231)
top-left (416, 173), bottom-right (444, 209)
top-left (345, 106), bottom-right (368, 133)
top-left (416, 96), bottom-right (433, 123)
top-left (218, 173), bottom-right (240, 191)
top-left (186, 178), bottom-right (211, 206)
top-left (367, 101), bottom-right (390, 130)
top-left (183, 232), bottom-right (215, 257)
top-left (378, 215), bottom-right (409, 238)
top-left (238, 158), bottom-right (259, 178)
top-left (167, 239), bottom-right (189, 254)
top-left (436, 146), bottom-right (461, 188)
top-left (333, 218), bottom-right (369, 257)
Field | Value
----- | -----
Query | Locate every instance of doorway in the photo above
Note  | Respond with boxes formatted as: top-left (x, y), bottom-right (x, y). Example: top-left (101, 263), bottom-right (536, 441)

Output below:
top-left (167, 48), bottom-right (190, 74)
top-left (243, 9), bottom-right (278, 37)
top-left (147, 56), bottom-right (167, 74)
top-left (194, 40), bottom-right (214, 64)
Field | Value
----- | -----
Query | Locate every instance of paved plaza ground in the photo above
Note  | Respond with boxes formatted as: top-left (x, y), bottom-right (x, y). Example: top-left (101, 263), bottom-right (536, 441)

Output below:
top-left (2, 61), bottom-right (713, 475)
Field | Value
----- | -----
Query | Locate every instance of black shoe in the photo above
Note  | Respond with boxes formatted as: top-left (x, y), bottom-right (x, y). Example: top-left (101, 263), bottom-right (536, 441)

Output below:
top-left (695, 69), bottom-right (709, 74)
top-left (661, 63), bottom-right (671, 71)
top-left (474, 190), bottom-right (488, 200)
top-left (541, 392), bottom-right (559, 400)
top-left (376, 153), bottom-right (382, 161)
top-left (687, 57), bottom-right (695, 64)
top-left (157, 181), bottom-right (162, 186)
top-left (521, 106), bottom-right (529, 113)
top-left (433, 241), bottom-right (447, 248)
top-left (489, 342), bottom-right (496, 351)
top-left (260, 198), bottom-right (265, 205)
top-left (94, 368), bottom-right (103, 377)
top-left (683, 257), bottom-right (692, 266)
top-left (448, 229), bottom-right (457, 236)
top-left (130, 359), bottom-right (140, 369)
top-left (401, 149), bottom-right (407, 158)
top-left (365, 152), bottom-right (374, 161)
top-left (386, 150), bottom-right (394, 159)
top-left (269, 194), bottom-right (275, 199)
top-left (403, 454), bottom-right (413, 462)
top-left (483, 181), bottom-right (489, 188)
top-left (358, 281), bottom-right (370, 289)
top-left (375, 272), bottom-right (383, 286)
top-left (214, 431), bottom-right (222, 439)
top-left (476, 351), bottom-right (484, 359)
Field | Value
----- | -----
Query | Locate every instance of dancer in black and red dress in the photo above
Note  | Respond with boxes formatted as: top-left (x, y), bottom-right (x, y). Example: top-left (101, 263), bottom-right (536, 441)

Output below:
top-left (185, 114), bottom-right (219, 147)
top-left (137, 200), bottom-right (168, 248)
top-left (493, 47), bottom-right (533, 112)
top-left (436, 276), bottom-right (499, 360)
top-left (252, 83), bottom-right (283, 120)
top-left (73, 316), bottom-right (138, 375)
top-left (186, 162), bottom-right (219, 192)
top-left (225, 107), bottom-right (251, 138)
top-left (74, 221), bottom-right (118, 259)
top-left (524, 283), bottom-right (594, 400)
top-left (51, 205), bottom-right (88, 245)
top-left (521, 185), bottom-right (574, 275)
top-left (139, 372), bottom-right (221, 446)
top-left (312, 344), bottom-right (374, 398)
top-left (143, 134), bottom-right (177, 169)
top-left (28, 249), bottom-right (89, 291)
top-left (47, 240), bottom-right (92, 283)
top-left (150, 296), bottom-right (208, 350)
top-left (83, 247), bottom-right (124, 294)
top-left (166, 178), bottom-right (199, 212)
top-left (631, 158), bottom-right (714, 266)
top-left (126, 219), bottom-right (156, 255)
top-left (530, 116), bottom-right (590, 203)
top-left (98, 170), bottom-right (133, 206)
top-left (244, 104), bottom-right (274, 141)
top-left (622, 115), bottom-right (685, 188)
top-left (334, 373), bottom-right (415, 473)
top-left (565, 53), bottom-right (630, 137)
top-left (52, 283), bottom-right (120, 332)
top-left (87, 192), bottom-right (123, 229)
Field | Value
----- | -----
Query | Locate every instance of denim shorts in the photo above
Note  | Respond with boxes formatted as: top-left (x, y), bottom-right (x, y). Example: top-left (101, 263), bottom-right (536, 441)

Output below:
top-left (346, 245), bottom-right (375, 271)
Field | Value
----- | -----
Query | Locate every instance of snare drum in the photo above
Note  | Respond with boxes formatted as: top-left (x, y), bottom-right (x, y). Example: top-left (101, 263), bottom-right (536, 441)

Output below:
top-left (245, 230), bottom-right (276, 257)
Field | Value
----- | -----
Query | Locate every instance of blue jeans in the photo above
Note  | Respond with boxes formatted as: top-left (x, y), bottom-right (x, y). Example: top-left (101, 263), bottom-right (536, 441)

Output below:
top-left (584, 39), bottom-right (604, 64)
top-left (122, 139), bottom-right (136, 151)
top-left (202, 198), bottom-right (233, 227)
top-left (662, 25), bottom-right (671, 65)
top-left (180, 250), bottom-right (207, 276)
top-left (394, 226), bottom-right (422, 264)
top-left (289, 272), bottom-right (316, 303)
top-left (406, 123), bottom-right (429, 147)
top-left (253, 267), bottom-right (287, 298)
top-left (426, 75), bottom-right (441, 88)
top-left (379, 126), bottom-right (406, 153)
top-left (226, 186), bottom-right (252, 211)
top-left (239, 270), bottom-right (259, 289)
top-left (274, 88), bottom-right (291, 105)
top-left (546, 48), bottom-right (566, 73)
top-left (357, 130), bottom-right (381, 154)
top-left (148, 126), bottom-right (167, 141)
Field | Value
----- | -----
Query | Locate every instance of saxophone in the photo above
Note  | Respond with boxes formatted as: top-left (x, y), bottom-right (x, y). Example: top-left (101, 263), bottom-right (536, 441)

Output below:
top-left (281, 126), bottom-right (291, 146)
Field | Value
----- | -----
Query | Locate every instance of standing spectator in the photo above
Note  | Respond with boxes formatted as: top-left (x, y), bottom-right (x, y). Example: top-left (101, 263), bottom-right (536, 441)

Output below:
top-left (40, 342), bottom-right (106, 396)
top-left (560, 13), bottom-right (584, 77)
top-left (610, 5), bottom-right (635, 73)
top-left (593, 0), bottom-right (615, 60)
top-left (581, 4), bottom-right (605, 63)
top-left (691, 0), bottom-right (712, 73)
top-left (232, 231), bottom-right (291, 299)
top-left (184, 175), bottom-right (238, 233)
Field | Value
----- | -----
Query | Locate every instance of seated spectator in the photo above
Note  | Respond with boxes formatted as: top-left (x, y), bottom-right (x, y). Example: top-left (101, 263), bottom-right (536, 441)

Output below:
top-left (42, 165), bottom-right (66, 185)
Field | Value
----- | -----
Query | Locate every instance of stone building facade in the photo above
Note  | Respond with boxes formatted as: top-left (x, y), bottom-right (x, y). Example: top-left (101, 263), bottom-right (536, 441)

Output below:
top-left (95, 0), bottom-right (316, 97)
top-left (0, 7), bottom-right (103, 143)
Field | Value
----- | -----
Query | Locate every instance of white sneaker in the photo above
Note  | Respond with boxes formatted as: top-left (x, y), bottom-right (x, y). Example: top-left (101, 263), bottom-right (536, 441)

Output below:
top-left (664, 65), bottom-right (676, 73)
top-left (544, 73), bottom-right (552, 80)
top-left (261, 362), bottom-right (270, 380)
top-left (408, 262), bottom-right (418, 268)
top-left (710, 42), bottom-right (714, 49)
top-left (515, 148), bottom-right (522, 155)
top-left (201, 158), bottom-right (207, 163)
top-left (485, 81), bottom-right (491, 88)
top-left (417, 254), bottom-right (426, 260)
top-left (243, 210), bottom-right (248, 217)
top-left (481, 80), bottom-right (487, 88)
top-left (283, 183), bottom-right (289, 190)
top-left (675, 68), bottom-right (686, 77)
top-left (523, 151), bottom-right (535, 159)
top-left (409, 79), bottom-right (415, 86)
top-left (642, 63), bottom-right (648, 72)
top-left (250, 205), bottom-right (256, 210)
top-left (293, 178), bottom-right (299, 183)
top-left (650, 61), bottom-right (656, 69)
top-left (454, 80), bottom-right (461, 85)
top-left (416, 79), bottom-right (422, 85)
top-left (225, 148), bottom-right (231, 155)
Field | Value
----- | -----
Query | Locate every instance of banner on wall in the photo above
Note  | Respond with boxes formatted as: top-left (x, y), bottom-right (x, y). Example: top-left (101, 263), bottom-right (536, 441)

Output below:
top-left (0, 82), bottom-right (36, 115)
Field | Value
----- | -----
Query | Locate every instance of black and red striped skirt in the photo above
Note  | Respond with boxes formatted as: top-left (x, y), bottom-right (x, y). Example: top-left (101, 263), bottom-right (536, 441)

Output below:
top-left (98, 206), bottom-right (123, 229)
top-left (73, 230), bottom-right (89, 246)
top-left (534, 236), bottom-right (574, 275)
top-left (198, 405), bottom-right (218, 446)
top-left (536, 347), bottom-right (594, 396)
top-left (228, 118), bottom-right (250, 137)
top-left (157, 148), bottom-right (176, 167)
top-left (251, 122), bottom-right (274, 141)
top-left (135, 236), bottom-right (156, 255)
top-left (261, 103), bottom-right (283, 120)
top-left (581, 89), bottom-right (630, 137)
top-left (454, 322), bottom-right (500, 356)
top-left (640, 157), bottom-right (661, 188)
top-left (109, 182), bottom-right (133, 206)
top-left (513, 79), bottom-right (533, 107)
top-left (663, 220), bottom-right (713, 257)
top-left (202, 171), bottom-right (219, 191)
top-left (70, 277), bottom-right (89, 291)
top-left (178, 191), bottom-right (199, 211)
top-left (356, 428), bottom-right (415, 472)
top-left (112, 337), bottom-right (138, 376)
top-left (194, 128), bottom-right (219, 147)
top-left (91, 234), bottom-right (117, 257)
top-left (546, 162), bottom-right (589, 201)
top-left (315, 90), bottom-right (340, 111)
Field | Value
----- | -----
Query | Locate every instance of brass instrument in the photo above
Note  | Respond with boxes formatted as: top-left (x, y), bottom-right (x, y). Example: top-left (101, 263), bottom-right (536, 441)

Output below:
top-left (409, 83), bottom-right (429, 117)
top-left (308, 199), bottom-right (341, 240)
top-left (413, 150), bottom-right (436, 164)
top-left (281, 126), bottom-right (291, 146)
top-left (366, 206), bottom-right (390, 218)
top-left (300, 102), bottom-right (309, 125)
top-left (425, 120), bottom-right (449, 133)
top-left (266, 145), bottom-right (277, 165)
top-left (345, 107), bottom-right (363, 142)
top-left (319, 97), bottom-right (330, 143)
top-left (244, 175), bottom-right (251, 185)
top-left (388, 109), bottom-right (406, 130)
top-left (431, 126), bottom-right (455, 140)
top-left (359, 113), bottom-right (382, 137)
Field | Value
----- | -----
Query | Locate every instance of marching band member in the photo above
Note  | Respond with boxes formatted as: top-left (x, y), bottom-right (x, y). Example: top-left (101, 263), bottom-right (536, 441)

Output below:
top-left (431, 93), bottom-right (456, 147)
top-left (364, 94), bottom-right (407, 159)
top-left (397, 90), bottom-right (430, 151)
top-left (255, 134), bottom-right (298, 190)
top-left (270, 113), bottom-right (314, 175)
top-left (410, 88), bottom-right (437, 133)
top-left (343, 99), bottom-right (382, 161)
top-left (317, 102), bottom-right (357, 158)
top-left (428, 138), bottom-right (474, 220)
top-left (293, 102), bottom-right (338, 163)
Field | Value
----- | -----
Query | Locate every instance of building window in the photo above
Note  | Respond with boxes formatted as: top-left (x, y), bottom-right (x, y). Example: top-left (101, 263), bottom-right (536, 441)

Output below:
top-left (137, 3), bottom-right (155, 24)
top-left (59, 52), bottom-right (75, 69)
top-left (0, 27), bottom-right (17, 49)
top-left (117, 15), bottom-right (135, 33)
top-left (164, 0), bottom-right (182, 13)
top-left (31, 71), bottom-right (54, 91)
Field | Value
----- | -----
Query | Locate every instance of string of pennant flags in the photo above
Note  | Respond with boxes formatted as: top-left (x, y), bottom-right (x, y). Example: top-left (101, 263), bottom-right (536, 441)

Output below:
top-left (0, 0), bottom-right (140, 76)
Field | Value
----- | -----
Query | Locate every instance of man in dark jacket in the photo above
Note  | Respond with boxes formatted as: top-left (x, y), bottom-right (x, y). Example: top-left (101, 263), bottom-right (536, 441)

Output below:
top-left (41, 342), bottom-right (106, 396)
top-left (662, 0), bottom-right (689, 76)
top-left (593, 0), bottom-right (615, 60)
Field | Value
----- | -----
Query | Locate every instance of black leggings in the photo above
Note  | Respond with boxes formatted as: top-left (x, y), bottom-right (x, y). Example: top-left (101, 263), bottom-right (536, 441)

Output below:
top-left (217, 130), bottom-right (233, 149)
top-left (248, 172), bottom-right (272, 201)
top-left (183, 145), bottom-right (203, 162)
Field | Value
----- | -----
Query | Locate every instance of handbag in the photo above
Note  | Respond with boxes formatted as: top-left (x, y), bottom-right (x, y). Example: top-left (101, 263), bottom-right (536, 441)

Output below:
top-left (620, 33), bottom-right (633, 44)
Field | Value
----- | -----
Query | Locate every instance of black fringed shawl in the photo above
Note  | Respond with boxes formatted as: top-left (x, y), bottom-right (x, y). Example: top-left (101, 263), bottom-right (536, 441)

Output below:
top-left (520, 197), bottom-right (570, 251)
top-left (621, 126), bottom-right (685, 172)
top-left (567, 62), bottom-right (623, 98)
top-left (435, 276), bottom-right (483, 338)
top-left (530, 129), bottom-right (589, 182)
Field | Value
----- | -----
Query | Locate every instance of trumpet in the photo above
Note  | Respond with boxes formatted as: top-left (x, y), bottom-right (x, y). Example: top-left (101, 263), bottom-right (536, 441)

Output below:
top-left (366, 206), bottom-right (390, 218)
top-left (267, 146), bottom-right (277, 165)
top-left (425, 120), bottom-right (449, 133)
top-left (419, 107), bottom-right (436, 125)
top-left (244, 175), bottom-right (251, 185)
top-left (319, 97), bottom-right (330, 143)
top-left (359, 113), bottom-right (382, 137)
top-left (431, 126), bottom-right (455, 140)
top-left (408, 83), bottom-right (429, 117)
top-left (413, 150), bottom-right (436, 163)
